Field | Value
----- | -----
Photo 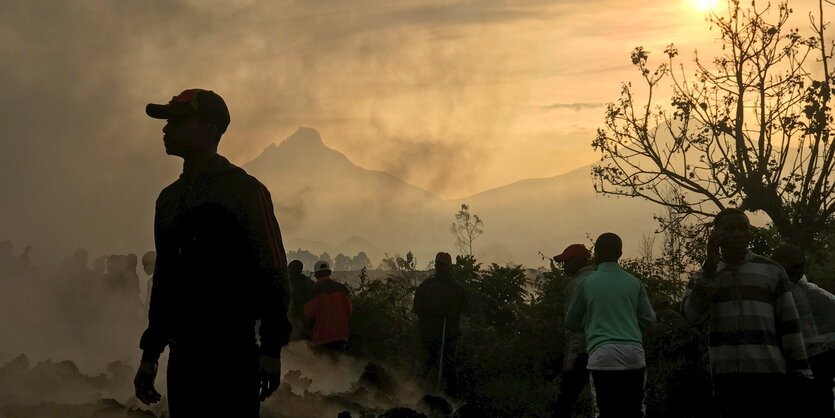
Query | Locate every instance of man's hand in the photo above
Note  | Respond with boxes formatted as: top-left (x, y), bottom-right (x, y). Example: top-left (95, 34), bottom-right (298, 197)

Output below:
top-left (258, 354), bottom-right (282, 402)
top-left (134, 361), bottom-right (162, 405)
top-left (706, 229), bottom-right (725, 265)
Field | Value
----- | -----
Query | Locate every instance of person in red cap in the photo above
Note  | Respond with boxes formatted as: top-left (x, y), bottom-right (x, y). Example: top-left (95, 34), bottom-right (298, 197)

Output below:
top-left (552, 243), bottom-right (596, 417)
top-left (413, 252), bottom-right (468, 394)
top-left (133, 89), bottom-right (291, 417)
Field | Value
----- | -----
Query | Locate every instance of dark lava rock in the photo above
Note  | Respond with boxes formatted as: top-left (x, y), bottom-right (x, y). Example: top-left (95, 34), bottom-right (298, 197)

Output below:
top-left (378, 407), bottom-right (427, 418)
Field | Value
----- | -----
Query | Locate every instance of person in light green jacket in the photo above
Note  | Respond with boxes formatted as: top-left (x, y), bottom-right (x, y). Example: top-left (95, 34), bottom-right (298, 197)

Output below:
top-left (566, 232), bottom-right (656, 418)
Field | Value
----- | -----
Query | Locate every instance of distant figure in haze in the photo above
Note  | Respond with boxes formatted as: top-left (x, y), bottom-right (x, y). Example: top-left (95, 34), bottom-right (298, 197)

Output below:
top-left (413, 252), bottom-right (468, 394)
top-left (72, 248), bottom-right (93, 279)
top-left (93, 256), bottom-right (107, 276)
top-left (772, 244), bottom-right (835, 418)
top-left (134, 89), bottom-right (291, 417)
top-left (125, 253), bottom-right (141, 299)
top-left (552, 244), bottom-right (596, 417)
top-left (104, 255), bottom-right (125, 290)
top-left (681, 209), bottom-right (812, 418)
top-left (287, 260), bottom-right (314, 340)
top-left (304, 261), bottom-right (352, 353)
top-left (566, 233), bottom-right (656, 418)
top-left (141, 251), bottom-right (156, 311)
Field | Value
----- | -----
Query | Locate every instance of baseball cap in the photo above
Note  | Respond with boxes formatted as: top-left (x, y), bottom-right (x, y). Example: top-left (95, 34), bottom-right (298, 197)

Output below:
top-left (314, 260), bottom-right (331, 274)
top-left (553, 244), bottom-right (592, 262)
top-left (146, 89), bottom-right (231, 135)
top-left (435, 252), bottom-right (452, 265)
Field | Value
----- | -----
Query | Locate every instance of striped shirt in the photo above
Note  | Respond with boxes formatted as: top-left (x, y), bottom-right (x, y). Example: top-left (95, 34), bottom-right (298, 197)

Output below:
top-left (681, 252), bottom-right (812, 377)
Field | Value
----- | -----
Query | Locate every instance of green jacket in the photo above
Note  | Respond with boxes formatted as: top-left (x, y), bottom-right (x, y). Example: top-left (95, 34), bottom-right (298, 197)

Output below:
top-left (565, 262), bottom-right (656, 355)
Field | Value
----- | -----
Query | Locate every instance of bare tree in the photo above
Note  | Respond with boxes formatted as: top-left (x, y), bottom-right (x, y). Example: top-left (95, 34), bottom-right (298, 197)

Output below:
top-left (593, 0), bottom-right (835, 248)
top-left (450, 204), bottom-right (484, 256)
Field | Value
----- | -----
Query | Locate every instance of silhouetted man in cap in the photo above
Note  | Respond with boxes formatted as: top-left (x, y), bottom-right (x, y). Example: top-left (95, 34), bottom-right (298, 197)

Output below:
top-left (134, 89), bottom-right (291, 417)
top-left (772, 244), bottom-right (835, 418)
top-left (413, 252), bottom-right (468, 394)
top-left (566, 233), bottom-right (655, 418)
top-left (681, 209), bottom-right (811, 418)
top-left (552, 244), bottom-right (596, 417)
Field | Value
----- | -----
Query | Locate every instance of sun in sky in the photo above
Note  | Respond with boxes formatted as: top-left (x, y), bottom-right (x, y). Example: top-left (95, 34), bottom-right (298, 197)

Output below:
top-left (691, 0), bottom-right (719, 11)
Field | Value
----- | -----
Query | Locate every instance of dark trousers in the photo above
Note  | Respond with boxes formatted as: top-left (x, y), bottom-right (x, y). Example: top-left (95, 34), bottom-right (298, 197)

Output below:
top-left (554, 354), bottom-right (590, 418)
top-left (417, 335), bottom-right (459, 395)
top-left (590, 368), bottom-right (645, 418)
top-left (167, 345), bottom-right (260, 418)
top-left (712, 373), bottom-right (786, 418)
top-left (810, 351), bottom-right (835, 418)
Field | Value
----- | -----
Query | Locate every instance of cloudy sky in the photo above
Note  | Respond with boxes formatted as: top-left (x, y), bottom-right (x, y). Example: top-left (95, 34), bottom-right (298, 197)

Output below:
top-left (1, 0), bottom-right (821, 258)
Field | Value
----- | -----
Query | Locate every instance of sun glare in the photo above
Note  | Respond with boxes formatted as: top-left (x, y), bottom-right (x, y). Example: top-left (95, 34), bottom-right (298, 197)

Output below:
top-left (691, 0), bottom-right (718, 11)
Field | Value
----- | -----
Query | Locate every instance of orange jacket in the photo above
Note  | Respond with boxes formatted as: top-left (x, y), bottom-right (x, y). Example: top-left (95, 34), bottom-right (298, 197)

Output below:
top-left (304, 277), bottom-right (352, 345)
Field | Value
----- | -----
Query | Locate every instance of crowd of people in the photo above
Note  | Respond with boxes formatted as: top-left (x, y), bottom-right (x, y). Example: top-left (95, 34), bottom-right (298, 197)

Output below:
top-left (271, 207), bottom-right (835, 418)
top-left (14, 88), bottom-right (834, 417)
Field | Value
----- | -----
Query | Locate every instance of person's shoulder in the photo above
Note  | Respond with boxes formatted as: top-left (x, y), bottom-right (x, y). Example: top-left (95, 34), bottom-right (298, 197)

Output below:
top-left (156, 179), bottom-right (183, 204)
top-left (746, 253), bottom-right (785, 276)
top-left (219, 160), bottom-right (264, 190)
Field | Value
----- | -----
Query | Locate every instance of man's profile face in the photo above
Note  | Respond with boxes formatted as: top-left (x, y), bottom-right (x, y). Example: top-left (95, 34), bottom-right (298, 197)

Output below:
top-left (716, 213), bottom-right (751, 254)
top-left (162, 115), bottom-right (215, 157)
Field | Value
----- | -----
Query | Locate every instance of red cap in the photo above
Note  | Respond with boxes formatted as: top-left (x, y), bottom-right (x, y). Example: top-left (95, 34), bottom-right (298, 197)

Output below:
top-left (553, 244), bottom-right (591, 262)
top-left (435, 252), bottom-right (452, 265)
top-left (146, 89), bottom-right (231, 135)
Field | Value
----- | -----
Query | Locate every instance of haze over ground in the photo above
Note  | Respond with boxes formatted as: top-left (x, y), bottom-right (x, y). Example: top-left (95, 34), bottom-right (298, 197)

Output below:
top-left (0, 0), bottom-right (807, 263)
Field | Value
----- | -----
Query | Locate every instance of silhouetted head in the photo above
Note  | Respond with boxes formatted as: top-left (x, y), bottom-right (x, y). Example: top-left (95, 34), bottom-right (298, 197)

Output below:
top-left (772, 244), bottom-right (805, 282)
top-left (146, 89), bottom-right (230, 158)
top-left (72, 248), bottom-right (88, 269)
top-left (126, 254), bottom-right (138, 272)
top-left (713, 208), bottom-right (750, 258)
top-left (553, 244), bottom-right (592, 276)
top-left (314, 260), bottom-right (331, 278)
top-left (594, 233), bottom-right (622, 263)
top-left (106, 255), bottom-right (123, 274)
top-left (434, 252), bottom-right (452, 278)
top-left (288, 260), bottom-right (304, 276)
top-left (141, 251), bottom-right (156, 276)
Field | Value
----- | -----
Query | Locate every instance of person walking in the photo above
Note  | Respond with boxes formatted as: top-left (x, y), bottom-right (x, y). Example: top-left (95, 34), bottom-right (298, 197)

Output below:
top-left (566, 233), bottom-right (656, 418)
top-left (772, 243), bottom-right (835, 418)
top-left (413, 252), bottom-right (468, 394)
top-left (681, 208), bottom-right (812, 418)
top-left (287, 260), bottom-right (315, 341)
top-left (304, 260), bottom-right (352, 352)
top-left (552, 244), bottom-right (596, 417)
top-left (133, 89), bottom-right (291, 417)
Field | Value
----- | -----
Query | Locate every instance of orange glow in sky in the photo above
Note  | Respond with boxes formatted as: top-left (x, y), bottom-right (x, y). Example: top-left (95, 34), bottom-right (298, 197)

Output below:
top-left (691, 0), bottom-right (719, 11)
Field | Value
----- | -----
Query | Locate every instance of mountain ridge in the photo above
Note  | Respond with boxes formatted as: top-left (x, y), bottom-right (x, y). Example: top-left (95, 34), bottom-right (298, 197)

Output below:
top-left (244, 127), bottom-right (659, 266)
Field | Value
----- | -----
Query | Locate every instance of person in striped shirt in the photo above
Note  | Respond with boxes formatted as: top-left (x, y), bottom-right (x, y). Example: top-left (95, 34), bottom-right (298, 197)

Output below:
top-left (681, 208), bottom-right (812, 418)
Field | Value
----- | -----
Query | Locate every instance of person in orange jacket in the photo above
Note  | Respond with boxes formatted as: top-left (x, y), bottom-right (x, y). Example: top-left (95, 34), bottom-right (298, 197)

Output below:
top-left (304, 261), bottom-right (352, 352)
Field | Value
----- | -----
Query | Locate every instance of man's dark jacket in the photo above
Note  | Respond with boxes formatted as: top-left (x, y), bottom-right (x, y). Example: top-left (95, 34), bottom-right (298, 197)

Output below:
top-left (413, 275), bottom-right (468, 340)
top-left (139, 155), bottom-right (291, 362)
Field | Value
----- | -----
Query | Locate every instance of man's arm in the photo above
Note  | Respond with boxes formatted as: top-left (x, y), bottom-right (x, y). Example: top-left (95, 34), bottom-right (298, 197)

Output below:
top-left (565, 281), bottom-right (587, 332)
top-left (637, 283), bottom-right (656, 329)
top-left (245, 184), bottom-right (291, 358)
top-left (774, 270), bottom-right (813, 378)
top-left (138, 198), bottom-right (170, 364)
top-left (135, 196), bottom-right (169, 405)
top-left (680, 269), bottom-right (714, 326)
